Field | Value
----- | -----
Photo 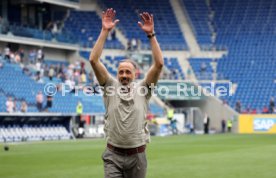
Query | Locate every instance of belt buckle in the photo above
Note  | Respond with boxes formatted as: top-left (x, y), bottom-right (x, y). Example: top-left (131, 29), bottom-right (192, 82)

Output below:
top-left (136, 147), bottom-right (139, 154)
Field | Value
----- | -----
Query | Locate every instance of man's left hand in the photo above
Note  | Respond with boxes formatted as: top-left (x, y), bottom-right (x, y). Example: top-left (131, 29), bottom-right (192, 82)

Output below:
top-left (138, 12), bottom-right (154, 35)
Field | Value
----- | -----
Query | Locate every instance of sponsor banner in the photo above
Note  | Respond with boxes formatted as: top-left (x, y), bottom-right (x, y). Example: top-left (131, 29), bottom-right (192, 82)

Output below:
top-left (239, 114), bottom-right (276, 134)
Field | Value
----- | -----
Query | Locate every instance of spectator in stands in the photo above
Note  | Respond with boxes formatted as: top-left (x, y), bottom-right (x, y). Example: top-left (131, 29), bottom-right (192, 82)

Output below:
top-left (251, 109), bottom-right (257, 114)
top-left (131, 38), bottom-right (137, 50)
top-left (6, 97), bottom-right (14, 113)
top-left (127, 40), bottom-right (131, 50)
top-left (36, 91), bottom-right (44, 112)
top-left (20, 101), bottom-right (28, 113)
top-left (73, 68), bottom-right (80, 85)
top-left (67, 64), bottom-right (74, 78)
top-left (80, 61), bottom-right (85, 70)
top-left (14, 52), bottom-right (21, 63)
top-left (65, 76), bottom-right (75, 93)
top-left (269, 97), bottom-right (275, 113)
top-left (4, 45), bottom-right (10, 62)
top-left (19, 49), bottom-right (25, 62)
top-left (46, 21), bottom-right (53, 31)
top-left (90, 9), bottom-right (163, 178)
top-left (200, 62), bottom-right (207, 74)
top-left (187, 68), bottom-right (192, 80)
top-left (9, 52), bottom-right (16, 63)
top-left (48, 65), bottom-right (55, 81)
top-left (13, 99), bottom-right (17, 112)
top-left (88, 71), bottom-right (94, 83)
top-left (22, 65), bottom-right (31, 76)
top-left (46, 95), bottom-right (53, 110)
top-left (80, 71), bottom-right (87, 85)
top-left (37, 48), bottom-right (44, 62)
top-left (262, 106), bottom-right (269, 113)
top-left (36, 61), bottom-right (41, 72)
top-left (29, 49), bottom-right (36, 64)
top-left (235, 100), bottom-right (241, 113)
top-left (244, 106), bottom-right (250, 114)
top-left (146, 112), bottom-right (154, 121)
top-left (51, 22), bottom-right (59, 36)
top-left (60, 71), bottom-right (66, 83)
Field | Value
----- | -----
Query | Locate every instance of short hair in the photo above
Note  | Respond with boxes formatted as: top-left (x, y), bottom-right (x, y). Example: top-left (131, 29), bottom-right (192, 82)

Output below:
top-left (118, 59), bottom-right (138, 70)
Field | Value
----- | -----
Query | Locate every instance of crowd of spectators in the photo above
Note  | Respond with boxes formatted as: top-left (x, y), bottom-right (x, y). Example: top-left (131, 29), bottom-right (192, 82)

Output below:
top-left (5, 97), bottom-right (28, 113)
top-left (234, 97), bottom-right (275, 114)
top-left (1, 46), bottom-right (98, 113)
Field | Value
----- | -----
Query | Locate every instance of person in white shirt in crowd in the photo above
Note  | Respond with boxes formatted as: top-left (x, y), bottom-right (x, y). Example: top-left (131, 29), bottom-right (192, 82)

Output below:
top-left (37, 48), bottom-right (44, 62)
top-left (48, 65), bottom-right (55, 81)
top-left (65, 76), bottom-right (76, 93)
top-left (36, 91), bottom-right (44, 112)
top-left (6, 97), bottom-right (15, 113)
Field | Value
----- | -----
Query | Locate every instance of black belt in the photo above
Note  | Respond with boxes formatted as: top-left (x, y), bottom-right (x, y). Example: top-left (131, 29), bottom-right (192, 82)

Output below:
top-left (107, 143), bottom-right (146, 156)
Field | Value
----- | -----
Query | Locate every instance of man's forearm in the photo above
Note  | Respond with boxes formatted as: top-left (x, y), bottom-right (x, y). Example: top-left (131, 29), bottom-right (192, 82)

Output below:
top-left (89, 29), bottom-right (109, 64)
top-left (150, 36), bottom-right (164, 68)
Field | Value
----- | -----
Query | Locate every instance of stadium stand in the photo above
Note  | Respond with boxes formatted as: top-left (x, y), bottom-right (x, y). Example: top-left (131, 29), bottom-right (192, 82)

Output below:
top-left (6, 0), bottom-right (272, 141)
top-left (3, 13), bottom-right (77, 44)
top-left (80, 51), bottom-right (184, 80)
top-left (189, 58), bottom-right (213, 80)
top-left (164, 57), bottom-right (185, 80)
top-left (177, 0), bottom-right (276, 112)
top-left (211, 0), bottom-right (276, 111)
top-left (0, 56), bottom-right (105, 114)
top-left (181, 0), bottom-right (213, 49)
top-left (0, 52), bottom-right (163, 115)
top-left (9, 24), bottom-right (53, 41)
top-left (64, 11), bottom-right (124, 49)
top-left (99, 0), bottom-right (188, 50)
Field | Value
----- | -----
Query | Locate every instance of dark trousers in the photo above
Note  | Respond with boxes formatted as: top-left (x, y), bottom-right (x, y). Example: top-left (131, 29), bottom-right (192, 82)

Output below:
top-left (102, 147), bottom-right (147, 178)
top-left (204, 124), bottom-right (209, 134)
top-left (37, 103), bottom-right (43, 112)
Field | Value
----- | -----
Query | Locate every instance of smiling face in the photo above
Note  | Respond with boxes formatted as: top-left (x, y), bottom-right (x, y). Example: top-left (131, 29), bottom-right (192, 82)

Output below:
top-left (117, 61), bottom-right (136, 86)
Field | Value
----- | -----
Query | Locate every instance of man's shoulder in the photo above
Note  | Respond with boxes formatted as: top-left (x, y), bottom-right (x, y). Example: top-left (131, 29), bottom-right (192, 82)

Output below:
top-left (103, 75), bottom-right (118, 87)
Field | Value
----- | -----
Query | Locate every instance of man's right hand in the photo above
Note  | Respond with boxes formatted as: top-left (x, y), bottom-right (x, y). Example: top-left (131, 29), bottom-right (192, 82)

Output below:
top-left (102, 8), bottom-right (119, 31)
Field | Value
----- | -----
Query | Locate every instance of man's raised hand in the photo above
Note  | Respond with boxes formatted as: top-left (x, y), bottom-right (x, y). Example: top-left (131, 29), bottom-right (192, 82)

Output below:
top-left (102, 8), bottom-right (119, 31)
top-left (138, 12), bottom-right (154, 35)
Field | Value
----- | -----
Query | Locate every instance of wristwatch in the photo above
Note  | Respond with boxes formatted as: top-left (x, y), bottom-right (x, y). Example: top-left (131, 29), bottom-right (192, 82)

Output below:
top-left (147, 32), bottom-right (155, 39)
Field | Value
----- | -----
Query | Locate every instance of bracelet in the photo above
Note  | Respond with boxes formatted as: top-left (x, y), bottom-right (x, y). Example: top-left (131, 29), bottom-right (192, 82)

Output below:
top-left (147, 33), bottom-right (155, 39)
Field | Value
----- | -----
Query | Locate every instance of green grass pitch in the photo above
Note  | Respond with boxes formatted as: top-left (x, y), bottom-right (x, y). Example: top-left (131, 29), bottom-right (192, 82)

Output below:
top-left (1, 134), bottom-right (276, 178)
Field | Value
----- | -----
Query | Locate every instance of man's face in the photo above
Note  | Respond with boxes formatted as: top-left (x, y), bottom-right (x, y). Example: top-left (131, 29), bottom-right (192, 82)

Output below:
top-left (117, 62), bottom-right (136, 86)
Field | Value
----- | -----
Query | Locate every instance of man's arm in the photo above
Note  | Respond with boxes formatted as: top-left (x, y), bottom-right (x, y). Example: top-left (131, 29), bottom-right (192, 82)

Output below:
top-left (89, 8), bottom-right (119, 86)
top-left (138, 12), bottom-right (164, 86)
